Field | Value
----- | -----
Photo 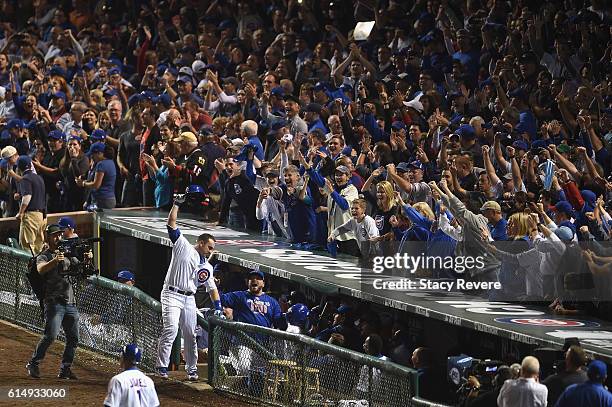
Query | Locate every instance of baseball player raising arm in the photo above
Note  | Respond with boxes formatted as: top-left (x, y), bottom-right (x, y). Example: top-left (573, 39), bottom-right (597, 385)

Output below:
top-left (155, 198), bottom-right (222, 381)
top-left (104, 344), bottom-right (159, 407)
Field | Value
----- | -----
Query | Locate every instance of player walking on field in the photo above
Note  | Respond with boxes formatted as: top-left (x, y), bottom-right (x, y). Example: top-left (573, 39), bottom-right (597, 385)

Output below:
top-left (104, 344), bottom-right (159, 407)
top-left (155, 197), bottom-right (223, 380)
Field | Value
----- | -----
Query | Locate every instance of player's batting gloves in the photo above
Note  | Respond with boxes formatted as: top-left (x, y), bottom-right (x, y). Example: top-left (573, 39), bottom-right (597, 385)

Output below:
top-left (213, 309), bottom-right (225, 319)
top-left (173, 194), bottom-right (186, 207)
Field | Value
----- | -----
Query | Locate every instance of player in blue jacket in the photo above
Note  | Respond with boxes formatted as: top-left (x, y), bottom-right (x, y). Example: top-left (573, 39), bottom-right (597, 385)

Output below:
top-left (221, 270), bottom-right (287, 330)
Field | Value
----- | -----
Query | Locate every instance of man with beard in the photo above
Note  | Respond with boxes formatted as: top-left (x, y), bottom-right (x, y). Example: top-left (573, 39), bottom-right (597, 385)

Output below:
top-left (221, 269), bottom-right (287, 330)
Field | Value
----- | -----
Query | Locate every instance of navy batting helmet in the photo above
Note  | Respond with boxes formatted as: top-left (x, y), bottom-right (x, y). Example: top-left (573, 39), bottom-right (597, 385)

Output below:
top-left (117, 270), bottom-right (135, 282)
top-left (286, 303), bottom-right (310, 326)
top-left (122, 344), bottom-right (142, 363)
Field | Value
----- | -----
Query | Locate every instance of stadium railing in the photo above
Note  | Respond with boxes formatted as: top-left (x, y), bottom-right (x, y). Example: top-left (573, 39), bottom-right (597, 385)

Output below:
top-left (0, 244), bottom-right (167, 371)
top-left (207, 315), bottom-right (422, 407)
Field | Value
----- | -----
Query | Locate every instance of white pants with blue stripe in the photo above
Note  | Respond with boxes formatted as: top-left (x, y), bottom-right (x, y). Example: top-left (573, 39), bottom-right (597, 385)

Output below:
top-left (156, 288), bottom-right (198, 373)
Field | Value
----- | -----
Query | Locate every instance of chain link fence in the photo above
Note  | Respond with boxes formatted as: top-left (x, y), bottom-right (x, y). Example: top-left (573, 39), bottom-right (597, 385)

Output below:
top-left (0, 244), bottom-right (168, 371)
top-left (208, 316), bottom-right (419, 407)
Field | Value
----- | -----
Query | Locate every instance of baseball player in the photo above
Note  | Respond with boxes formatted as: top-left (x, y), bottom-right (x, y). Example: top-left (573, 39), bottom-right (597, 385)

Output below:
top-left (221, 270), bottom-right (287, 330)
top-left (104, 344), bottom-right (159, 407)
top-left (156, 199), bottom-right (222, 380)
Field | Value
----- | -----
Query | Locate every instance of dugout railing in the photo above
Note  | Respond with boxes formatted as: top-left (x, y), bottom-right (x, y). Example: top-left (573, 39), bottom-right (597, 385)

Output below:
top-left (207, 315), bottom-right (426, 407)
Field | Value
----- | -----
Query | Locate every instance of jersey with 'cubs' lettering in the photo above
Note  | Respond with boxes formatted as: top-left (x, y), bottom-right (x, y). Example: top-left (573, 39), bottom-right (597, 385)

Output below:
top-left (221, 291), bottom-right (285, 329)
top-left (175, 148), bottom-right (208, 193)
top-left (103, 368), bottom-right (159, 407)
top-left (164, 227), bottom-right (216, 293)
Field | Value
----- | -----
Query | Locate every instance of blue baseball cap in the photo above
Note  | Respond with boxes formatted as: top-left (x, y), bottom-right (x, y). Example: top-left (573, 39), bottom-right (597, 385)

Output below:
top-left (48, 130), bottom-right (65, 140)
top-left (553, 201), bottom-right (574, 217)
top-left (396, 162), bottom-right (410, 173)
top-left (218, 19), bottom-right (235, 30)
top-left (270, 87), bottom-right (285, 97)
top-left (16, 155), bottom-right (32, 171)
top-left (165, 66), bottom-right (179, 77)
top-left (313, 82), bottom-right (328, 92)
top-left (335, 305), bottom-right (352, 315)
top-left (86, 141), bottom-right (106, 156)
top-left (140, 90), bottom-right (156, 101)
top-left (83, 62), bottom-right (95, 71)
top-left (554, 226), bottom-right (574, 242)
top-left (51, 91), bottom-right (67, 102)
top-left (108, 67), bottom-right (121, 76)
top-left (90, 129), bottom-right (106, 140)
top-left (128, 93), bottom-right (143, 108)
top-left (156, 93), bottom-right (172, 108)
top-left (103, 88), bottom-right (118, 97)
top-left (248, 269), bottom-right (264, 279)
top-left (512, 140), bottom-right (529, 151)
top-left (408, 160), bottom-right (424, 170)
top-left (581, 190), bottom-right (596, 206)
top-left (117, 270), bottom-right (135, 282)
top-left (121, 343), bottom-right (142, 363)
top-left (48, 66), bottom-right (67, 79)
top-left (6, 118), bottom-right (23, 129)
top-left (58, 216), bottom-right (76, 230)
top-left (455, 124), bottom-right (476, 139)
top-left (391, 121), bottom-right (407, 131)
top-left (587, 360), bottom-right (607, 381)
top-left (67, 135), bottom-right (82, 143)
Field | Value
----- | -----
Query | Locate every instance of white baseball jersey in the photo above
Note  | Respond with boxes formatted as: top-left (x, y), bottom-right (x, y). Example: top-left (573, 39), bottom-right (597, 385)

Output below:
top-left (164, 228), bottom-right (216, 293)
top-left (103, 368), bottom-right (159, 407)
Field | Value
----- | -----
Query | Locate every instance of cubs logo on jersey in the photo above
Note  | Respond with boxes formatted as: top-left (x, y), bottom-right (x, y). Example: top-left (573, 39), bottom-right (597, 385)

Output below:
top-left (197, 268), bottom-right (210, 283)
top-left (374, 215), bottom-right (384, 231)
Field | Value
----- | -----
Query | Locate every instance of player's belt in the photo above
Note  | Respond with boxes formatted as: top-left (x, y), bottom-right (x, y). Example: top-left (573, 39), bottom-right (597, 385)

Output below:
top-left (166, 286), bottom-right (194, 296)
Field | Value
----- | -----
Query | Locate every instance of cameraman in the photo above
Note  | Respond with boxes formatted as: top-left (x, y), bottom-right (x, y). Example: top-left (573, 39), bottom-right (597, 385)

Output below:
top-left (26, 223), bottom-right (92, 380)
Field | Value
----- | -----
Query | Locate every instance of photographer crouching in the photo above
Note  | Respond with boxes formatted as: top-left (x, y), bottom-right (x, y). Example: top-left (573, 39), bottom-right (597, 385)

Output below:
top-left (26, 223), bottom-right (93, 380)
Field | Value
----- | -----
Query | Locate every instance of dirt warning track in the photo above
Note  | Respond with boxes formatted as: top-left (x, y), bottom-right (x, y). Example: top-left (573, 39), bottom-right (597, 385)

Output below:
top-left (0, 320), bottom-right (250, 406)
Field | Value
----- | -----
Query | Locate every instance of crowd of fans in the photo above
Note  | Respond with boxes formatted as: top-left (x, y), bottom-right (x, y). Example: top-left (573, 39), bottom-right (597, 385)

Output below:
top-left (1, 0), bottom-right (609, 312)
top-left (0, 0), bottom-right (611, 405)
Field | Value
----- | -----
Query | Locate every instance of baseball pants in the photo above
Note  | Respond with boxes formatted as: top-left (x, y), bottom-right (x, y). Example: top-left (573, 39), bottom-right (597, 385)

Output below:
top-left (156, 289), bottom-right (198, 373)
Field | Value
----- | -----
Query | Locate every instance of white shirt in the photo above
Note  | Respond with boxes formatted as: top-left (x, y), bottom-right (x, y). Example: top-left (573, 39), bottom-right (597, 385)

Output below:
top-left (497, 377), bottom-right (548, 407)
top-left (331, 215), bottom-right (379, 253)
top-left (104, 368), bottom-right (159, 407)
top-left (164, 230), bottom-right (216, 293)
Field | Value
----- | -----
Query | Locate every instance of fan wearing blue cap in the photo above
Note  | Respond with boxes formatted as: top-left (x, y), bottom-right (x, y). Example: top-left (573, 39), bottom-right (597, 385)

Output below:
top-left (75, 142), bottom-right (117, 209)
top-left (116, 270), bottom-right (136, 286)
top-left (103, 343), bottom-right (159, 407)
top-left (554, 359), bottom-right (612, 407)
top-left (285, 303), bottom-right (310, 334)
top-left (58, 216), bottom-right (79, 241)
top-left (220, 269), bottom-right (288, 331)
